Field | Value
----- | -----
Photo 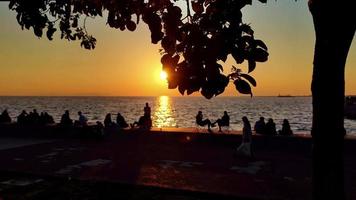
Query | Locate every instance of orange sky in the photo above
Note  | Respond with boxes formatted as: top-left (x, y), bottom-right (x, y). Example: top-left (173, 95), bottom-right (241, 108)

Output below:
top-left (0, 1), bottom-right (355, 96)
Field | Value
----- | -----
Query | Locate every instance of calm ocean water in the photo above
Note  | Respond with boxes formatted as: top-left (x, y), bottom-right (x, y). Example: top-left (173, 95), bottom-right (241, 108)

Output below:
top-left (1, 96), bottom-right (356, 135)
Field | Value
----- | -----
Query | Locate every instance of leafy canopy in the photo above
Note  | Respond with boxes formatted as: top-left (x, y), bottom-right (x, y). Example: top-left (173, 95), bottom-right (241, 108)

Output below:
top-left (9, 0), bottom-right (268, 98)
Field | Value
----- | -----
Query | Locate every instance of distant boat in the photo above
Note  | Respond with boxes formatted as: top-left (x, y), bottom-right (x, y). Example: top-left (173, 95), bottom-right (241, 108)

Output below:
top-left (277, 94), bottom-right (294, 97)
top-left (345, 96), bottom-right (356, 119)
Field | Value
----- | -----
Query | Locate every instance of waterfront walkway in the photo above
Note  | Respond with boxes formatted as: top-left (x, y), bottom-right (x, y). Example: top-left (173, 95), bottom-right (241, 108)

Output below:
top-left (0, 129), bottom-right (355, 199)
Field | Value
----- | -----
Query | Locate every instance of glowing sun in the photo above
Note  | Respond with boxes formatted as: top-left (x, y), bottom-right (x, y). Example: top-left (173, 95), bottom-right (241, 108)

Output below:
top-left (160, 71), bottom-right (168, 80)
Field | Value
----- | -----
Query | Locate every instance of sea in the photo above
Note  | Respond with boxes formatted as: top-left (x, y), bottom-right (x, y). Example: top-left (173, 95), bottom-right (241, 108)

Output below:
top-left (1, 96), bottom-right (356, 135)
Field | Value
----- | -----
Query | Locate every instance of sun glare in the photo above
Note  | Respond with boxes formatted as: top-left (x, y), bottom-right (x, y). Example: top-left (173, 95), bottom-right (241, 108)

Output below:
top-left (160, 71), bottom-right (168, 80)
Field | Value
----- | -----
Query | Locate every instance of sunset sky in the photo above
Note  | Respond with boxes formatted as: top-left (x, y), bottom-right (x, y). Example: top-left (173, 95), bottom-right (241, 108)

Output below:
top-left (0, 1), bottom-right (355, 96)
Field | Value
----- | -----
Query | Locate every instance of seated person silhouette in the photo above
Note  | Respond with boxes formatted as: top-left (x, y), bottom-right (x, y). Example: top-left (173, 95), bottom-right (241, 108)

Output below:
top-left (131, 113), bottom-right (152, 129)
top-left (28, 109), bottom-right (40, 124)
top-left (213, 111), bottom-right (230, 132)
top-left (116, 112), bottom-right (129, 128)
top-left (39, 112), bottom-right (55, 125)
top-left (196, 111), bottom-right (213, 133)
top-left (278, 119), bottom-right (293, 136)
top-left (17, 110), bottom-right (28, 125)
top-left (104, 113), bottom-right (114, 127)
top-left (74, 111), bottom-right (88, 126)
top-left (60, 110), bottom-right (73, 127)
top-left (0, 109), bottom-right (12, 123)
top-left (265, 118), bottom-right (277, 135)
top-left (254, 117), bottom-right (266, 134)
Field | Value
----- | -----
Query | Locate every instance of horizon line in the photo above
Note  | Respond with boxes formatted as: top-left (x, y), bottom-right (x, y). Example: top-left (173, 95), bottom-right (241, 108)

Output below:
top-left (0, 95), bottom-right (315, 97)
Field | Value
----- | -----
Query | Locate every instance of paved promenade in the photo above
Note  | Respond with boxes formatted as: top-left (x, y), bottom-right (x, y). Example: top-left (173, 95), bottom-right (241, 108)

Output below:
top-left (0, 129), bottom-right (355, 199)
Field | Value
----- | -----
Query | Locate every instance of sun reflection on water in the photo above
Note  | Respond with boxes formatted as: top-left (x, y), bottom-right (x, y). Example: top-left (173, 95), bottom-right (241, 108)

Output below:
top-left (153, 96), bottom-right (177, 128)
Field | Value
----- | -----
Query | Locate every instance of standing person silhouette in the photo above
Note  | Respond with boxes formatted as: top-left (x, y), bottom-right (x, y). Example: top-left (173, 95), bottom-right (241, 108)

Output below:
top-left (144, 102), bottom-right (151, 117)
top-left (236, 116), bottom-right (253, 157)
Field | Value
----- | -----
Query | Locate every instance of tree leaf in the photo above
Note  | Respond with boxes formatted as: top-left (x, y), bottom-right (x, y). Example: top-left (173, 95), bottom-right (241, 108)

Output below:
top-left (240, 73), bottom-right (257, 87)
top-left (240, 24), bottom-right (254, 35)
top-left (234, 79), bottom-right (252, 96)
top-left (34, 27), bottom-right (43, 38)
top-left (126, 20), bottom-right (136, 31)
top-left (201, 87), bottom-right (214, 99)
top-left (248, 59), bottom-right (256, 73)
top-left (178, 84), bottom-right (186, 95)
top-left (255, 39), bottom-right (268, 51)
top-left (253, 48), bottom-right (269, 62)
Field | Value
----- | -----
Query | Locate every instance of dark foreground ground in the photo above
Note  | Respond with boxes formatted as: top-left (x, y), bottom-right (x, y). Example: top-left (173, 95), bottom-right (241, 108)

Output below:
top-left (0, 128), bottom-right (356, 200)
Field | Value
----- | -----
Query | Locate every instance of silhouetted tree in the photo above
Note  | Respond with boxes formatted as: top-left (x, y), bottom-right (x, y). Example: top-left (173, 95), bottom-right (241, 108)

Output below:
top-left (6, 0), bottom-right (356, 199)
top-left (8, 0), bottom-right (268, 98)
top-left (308, 1), bottom-right (355, 199)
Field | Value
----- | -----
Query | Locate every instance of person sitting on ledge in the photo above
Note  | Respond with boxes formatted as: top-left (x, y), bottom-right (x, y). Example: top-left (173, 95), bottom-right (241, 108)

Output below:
top-left (265, 118), bottom-right (277, 135)
top-left (213, 111), bottom-right (230, 132)
top-left (17, 110), bottom-right (28, 125)
top-left (60, 110), bottom-right (73, 127)
top-left (0, 109), bottom-right (12, 123)
top-left (104, 113), bottom-right (114, 127)
top-left (131, 113), bottom-right (151, 130)
top-left (196, 111), bottom-right (213, 133)
top-left (254, 117), bottom-right (266, 134)
top-left (39, 112), bottom-right (55, 125)
top-left (116, 113), bottom-right (129, 128)
top-left (45, 112), bottom-right (55, 124)
top-left (28, 109), bottom-right (40, 124)
top-left (75, 111), bottom-right (88, 126)
top-left (278, 119), bottom-right (293, 136)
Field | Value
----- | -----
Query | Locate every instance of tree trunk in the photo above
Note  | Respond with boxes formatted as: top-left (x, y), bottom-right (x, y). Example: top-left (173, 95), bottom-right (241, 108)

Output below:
top-left (309, 1), bottom-right (355, 199)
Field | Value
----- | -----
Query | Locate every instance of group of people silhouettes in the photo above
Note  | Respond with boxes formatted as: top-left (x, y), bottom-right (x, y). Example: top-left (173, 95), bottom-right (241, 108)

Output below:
top-left (131, 103), bottom-right (152, 129)
top-left (104, 113), bottom-right (129, 129)
top-left (196, 111), bottom-right (230, 133)
top-left (59, 110), bottom-right (89, 127)
top-left (254, 117), bottom-right (293, 136)
top-left (0, 103), bottom-right (152, 131)
top-left (195, 111), bottom-right (293, 136)
top-left (1, 109), bottom-right (55, 125)
top-left (1, 104), bottom-right (293, 139)
top-left (194, 112), bottom-right (293, 157)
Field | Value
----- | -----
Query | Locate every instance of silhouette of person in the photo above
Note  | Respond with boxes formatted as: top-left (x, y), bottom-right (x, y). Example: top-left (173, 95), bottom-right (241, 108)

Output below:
top-left (265, 118), bottom-right (277, 135)
top-left (131, 115), bottom-right (151, 129)
top-left (254, 117), bottom-right (266, 134)
top-left (213, 111), bottom-right (230, 132)
top-left (76, 111), bottom-right (88, 126)
top-left (116, 113), bottom-right (129, 128)
top-left (196, 111), bottom-right (213, 133)
top-left (28, 109), bottom-right (40, 124)
top-left (279, 119), bottom-right (293, 136)
top-left (60, 110), bottom-right (73, 127)
top-left (236, 116), bottom-right (253, 157)
top-left (17, 110), bottom-right (28, 124)
top-left (44, 112), bottom-right (55, 124)
top-left (0, 109), bottom-right (11, 123)
top-left (144, 102), bottom-right (151, 117)
top-left (104, 113), bottom-right (114, 127)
